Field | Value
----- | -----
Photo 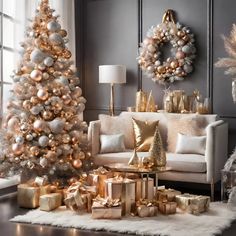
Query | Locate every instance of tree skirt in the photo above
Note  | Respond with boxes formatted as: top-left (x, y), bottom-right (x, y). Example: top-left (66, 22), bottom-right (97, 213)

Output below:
top-left (10, 202), bottom-right (236, 236)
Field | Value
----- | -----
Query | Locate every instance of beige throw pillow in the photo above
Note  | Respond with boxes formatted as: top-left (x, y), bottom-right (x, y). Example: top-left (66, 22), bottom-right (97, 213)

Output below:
top-left (175, 133), bottom-right (206, 155)
top-left (167, 116), bottom-right (206, 153)
top-left (100, 134), bottom-right (125, 153)
top-left (99, 114), bottom-right (134, 149)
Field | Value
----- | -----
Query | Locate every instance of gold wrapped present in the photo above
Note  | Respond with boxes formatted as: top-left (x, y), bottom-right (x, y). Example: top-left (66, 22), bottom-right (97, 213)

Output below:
top-left (105, 177), bottom-right (136, 216)
top-left (159, 201), bottom-right (177, 215)
top-left (136, 199), bottom-right (158, 217)
top-left (39, 185), bottom-right (51, 196)
top-left (176, 194), bottom-right (210, 215)
top-left (87, 167), bottom-right (113, 197)
top-left (91, 196), bottom-right (122, 219)
top-left (18, 184), bottom-right (40, 208)
top-left (135, 178), bottom-right (154, 201)
top-left (40, 193), bottom-right (62, 211)
top-left (156, 188), bottom-right (181, 202)
top-left (64, 182), bottom-right (93, 212)
top-left (137, 205), bottom-right (158, 217)
top-left (34, 176), bottom-right (48, 186)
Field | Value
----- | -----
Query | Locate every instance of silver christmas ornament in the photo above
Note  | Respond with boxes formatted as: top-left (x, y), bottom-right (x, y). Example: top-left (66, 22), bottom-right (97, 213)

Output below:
top-left (30, 49), bottom-right (45, 64)
top-left (49, 33), bottom-right (64, 46)
top-left (15, 136), bottom-right (25, 144)
top-left (49, 118), bottom-right (65, 134)
top-left (30, 105), bottom-right (43, 115)
top-left (47, 21), bottom-right (61, 32)
top-left (56, 76), bottom-right (69, 85)
top-left (44, 57), bottom-right (54, 67)
top-left (38, 135), bottom-right (49, 147)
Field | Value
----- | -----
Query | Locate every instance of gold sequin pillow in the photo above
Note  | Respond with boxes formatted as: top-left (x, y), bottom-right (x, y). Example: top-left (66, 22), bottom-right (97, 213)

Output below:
top-left (132, 118), bottom-right (159, 152)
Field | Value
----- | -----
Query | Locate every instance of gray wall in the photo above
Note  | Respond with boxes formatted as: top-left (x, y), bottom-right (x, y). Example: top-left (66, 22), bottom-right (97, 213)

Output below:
top-left (75, 0), bottom-right (236, 152)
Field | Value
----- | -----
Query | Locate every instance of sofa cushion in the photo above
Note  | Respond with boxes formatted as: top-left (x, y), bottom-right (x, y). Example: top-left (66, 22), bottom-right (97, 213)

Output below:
top-left (99, 114), bottom-right (135, 149)
top-left (94, 152), bottom-right (206, 173)
top-left (175, 133), bottom-right (206, 155)
top-left (100, 134), bottom-right (125, 153)
top-left (119, 112), bottom-right (168, 149)
top-left (166, 114), bottom-right (216, 153)
top-left (132, 118), bottom-right (159, 151)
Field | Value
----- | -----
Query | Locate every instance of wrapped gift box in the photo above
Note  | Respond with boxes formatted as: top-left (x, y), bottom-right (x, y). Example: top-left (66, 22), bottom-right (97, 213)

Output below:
top-left (17, 184), bottom-right (40, 208)
top-left (136, 178), bottom-right (154, 201)
top-left (156, 188), bottom-right (181, 202)
top-left (105, 177), bottom-right (136, 216)
top-left (40, 193), bottom-right (62, 211)
top-left (91, 196), bottom-right (122, 219)
top-left (137, 204), bottom-right (158, 217)
top-left (176, 194), bottom-right (210, 215)
top-left (159, 201), bottom-right (177, 215)
top-left (64, 182), bottom-right (93, 212)
top-left (87, 167), bottom-right (113, 197)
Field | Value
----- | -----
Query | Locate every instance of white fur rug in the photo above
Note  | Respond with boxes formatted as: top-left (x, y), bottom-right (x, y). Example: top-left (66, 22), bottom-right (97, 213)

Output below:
top-left (10, 202), bottom-right (236, 236)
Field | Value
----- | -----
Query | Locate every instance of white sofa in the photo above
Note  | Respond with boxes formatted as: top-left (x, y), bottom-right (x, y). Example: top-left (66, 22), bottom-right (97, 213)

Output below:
top-left (88, 112), bottom-right (228, 199)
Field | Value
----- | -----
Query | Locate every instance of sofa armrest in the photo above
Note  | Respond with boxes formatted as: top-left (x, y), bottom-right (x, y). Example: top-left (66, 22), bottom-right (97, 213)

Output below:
top-left (88, 120), bottom-right (101, 156)
top-left (205, 120), bottom-right (228, 183)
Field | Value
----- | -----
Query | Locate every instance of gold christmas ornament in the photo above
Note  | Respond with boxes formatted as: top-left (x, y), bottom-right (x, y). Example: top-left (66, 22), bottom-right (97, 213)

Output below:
top-left (33, 120), bottom-right (46, 132)
top-left (72, 159), bottom-right (82, 169)
top-left (42, 111), bottom-right (53, 120)
top-left (30, 69), bottom-right (43, 82)
top-left (30, 146), bottom-right (40, 156)
top-left (12, 143), bottom-right (24, 156)
top-left (37, 89), bottom-right (49, 100)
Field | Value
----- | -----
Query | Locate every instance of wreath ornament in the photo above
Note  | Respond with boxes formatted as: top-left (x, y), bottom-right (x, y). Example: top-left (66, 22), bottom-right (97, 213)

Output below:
top-left (138, 10), bottom-right (196, 85)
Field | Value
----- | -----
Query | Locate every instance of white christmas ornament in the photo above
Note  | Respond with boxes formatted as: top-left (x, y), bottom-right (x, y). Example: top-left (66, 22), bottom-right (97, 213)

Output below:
top-left (8, 117), bottom-right (19, 131)
top-left (30, 49), bottom-right (45, 64)
top-left (38, 135), bottom-right (49, 147)
top-left (49, 118), bottom-right (65, 134)
top-left (47, 21), bottom-right (61, 32)
top-left (30, 105), bottom-right (43, 115)
top-left (49, 33), bottom-right (64, 46)
top-left (15, 136), bottom-right (25, 144)
top-left (44, 57), bottom-right (54, 67)
top-left (56, 76), bottom-right (69, 85)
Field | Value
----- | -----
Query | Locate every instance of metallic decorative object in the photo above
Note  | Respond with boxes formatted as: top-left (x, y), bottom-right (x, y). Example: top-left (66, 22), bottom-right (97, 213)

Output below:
top-left (232, 79), bottom-right (236, 103)
top-left (135, 90), bottom-right (147, 112)
top-left (128, 149), bottom-right (139, 166)
top-left (138, 9), bottom-right (196, 84)
top-left (99, 65), bottom-right (126, 116)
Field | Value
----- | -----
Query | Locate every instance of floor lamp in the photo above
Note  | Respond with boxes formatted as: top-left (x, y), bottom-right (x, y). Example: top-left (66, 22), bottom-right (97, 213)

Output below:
top-left (99, 65), bottom-right (126, 116)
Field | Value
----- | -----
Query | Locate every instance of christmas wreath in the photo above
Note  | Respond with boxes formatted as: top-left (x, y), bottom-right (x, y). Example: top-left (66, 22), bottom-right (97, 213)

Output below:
top-left (138, 10), bottom-right (196, 84)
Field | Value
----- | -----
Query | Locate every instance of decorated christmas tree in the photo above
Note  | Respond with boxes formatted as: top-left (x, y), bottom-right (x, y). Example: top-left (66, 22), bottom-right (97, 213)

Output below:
top-left (0, 0), bottom-right (91, 183)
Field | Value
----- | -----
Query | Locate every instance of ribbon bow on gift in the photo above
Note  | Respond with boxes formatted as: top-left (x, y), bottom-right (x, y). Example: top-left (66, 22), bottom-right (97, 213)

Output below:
top-left (93, 167), bottom-right (109, 175)
top-left (64, 181), bottom-right (96, 211)
top-left (93, 195), bottom-right (121, 208)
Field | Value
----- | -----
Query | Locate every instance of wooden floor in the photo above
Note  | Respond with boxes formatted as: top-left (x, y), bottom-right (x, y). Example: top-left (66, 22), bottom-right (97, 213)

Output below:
top-left (0, 193), bottom-right (236, 236)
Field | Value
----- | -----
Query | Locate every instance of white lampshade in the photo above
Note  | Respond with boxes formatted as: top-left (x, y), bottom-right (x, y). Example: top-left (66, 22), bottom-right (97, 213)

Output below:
top-left (99, 65), bottom-right (126, 84)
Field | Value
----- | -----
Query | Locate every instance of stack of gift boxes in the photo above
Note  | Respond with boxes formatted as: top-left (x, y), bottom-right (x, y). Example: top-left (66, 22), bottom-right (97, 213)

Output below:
top-left (17, 167), bottom-right (211, 219)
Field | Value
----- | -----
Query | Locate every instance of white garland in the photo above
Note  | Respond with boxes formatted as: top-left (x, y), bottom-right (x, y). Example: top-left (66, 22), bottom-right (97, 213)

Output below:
top-left (138, 22), bottom-right (196, 84)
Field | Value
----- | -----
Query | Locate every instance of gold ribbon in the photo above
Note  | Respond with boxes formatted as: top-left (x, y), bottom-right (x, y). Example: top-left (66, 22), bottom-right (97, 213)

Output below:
top-left (93, 195), bottom-right (121, 208)
top-left (64, 181), bottom-right (95, 211)
top-left (162, 9), bottom-right (175, 24)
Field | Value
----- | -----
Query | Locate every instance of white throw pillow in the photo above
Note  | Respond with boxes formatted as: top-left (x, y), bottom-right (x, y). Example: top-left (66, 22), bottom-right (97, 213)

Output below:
top-left (175, 133), bottom-right (206, 155)
top-left (100, 134), bottom-right (125, 153)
